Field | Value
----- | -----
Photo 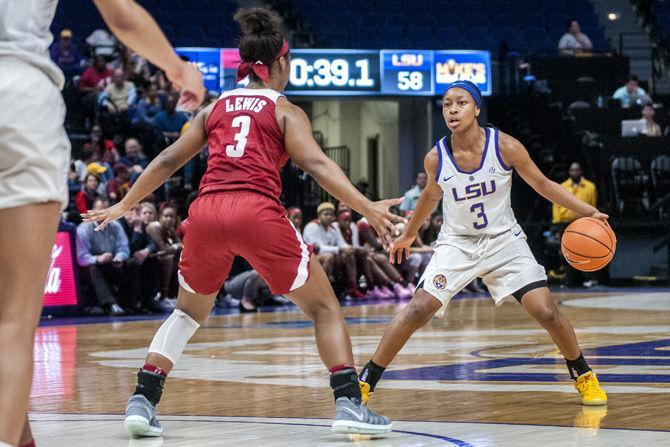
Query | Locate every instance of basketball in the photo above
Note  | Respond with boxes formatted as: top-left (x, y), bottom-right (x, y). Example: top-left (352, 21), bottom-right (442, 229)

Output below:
top-left (561, 217), bottom-right (617, 272)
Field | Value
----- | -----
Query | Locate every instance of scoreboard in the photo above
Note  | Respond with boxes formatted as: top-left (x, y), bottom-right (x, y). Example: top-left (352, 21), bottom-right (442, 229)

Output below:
top-left (176, 47), bottom-right (491, 96)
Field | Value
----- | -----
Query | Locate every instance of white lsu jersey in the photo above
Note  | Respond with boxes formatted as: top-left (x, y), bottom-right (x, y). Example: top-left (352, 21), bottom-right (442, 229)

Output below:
top-left (0, 0), bottom-right (64, 89)
top-left (434, 127), bottom-right (523, 246)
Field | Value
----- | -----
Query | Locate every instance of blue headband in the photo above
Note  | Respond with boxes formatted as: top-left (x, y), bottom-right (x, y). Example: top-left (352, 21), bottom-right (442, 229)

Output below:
top-left (444, 80), bottom-right (482, 108)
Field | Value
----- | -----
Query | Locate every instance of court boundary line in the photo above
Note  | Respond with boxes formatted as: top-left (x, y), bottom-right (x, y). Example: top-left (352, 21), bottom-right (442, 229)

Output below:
top-left (27, 412), bottom-right (670, 434)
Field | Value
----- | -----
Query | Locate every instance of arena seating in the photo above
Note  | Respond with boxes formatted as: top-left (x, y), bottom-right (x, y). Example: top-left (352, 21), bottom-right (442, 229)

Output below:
top-left (51, 0), bottom-right (239, 48)
top-left (51, 0), bottom-right (609, 54)
top-left (653, 0), bottom-right (670, 42)
top-left (291, 0), bottom-right (610, 52)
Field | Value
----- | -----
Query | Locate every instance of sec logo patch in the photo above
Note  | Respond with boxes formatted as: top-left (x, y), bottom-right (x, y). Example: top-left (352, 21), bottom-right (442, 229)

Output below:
top-left (433, 274), bottom-right (447, 290)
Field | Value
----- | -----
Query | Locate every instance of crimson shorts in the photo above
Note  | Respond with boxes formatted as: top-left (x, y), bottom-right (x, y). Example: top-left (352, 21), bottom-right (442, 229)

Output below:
top-left (178, 192), bottom-right (312, 295)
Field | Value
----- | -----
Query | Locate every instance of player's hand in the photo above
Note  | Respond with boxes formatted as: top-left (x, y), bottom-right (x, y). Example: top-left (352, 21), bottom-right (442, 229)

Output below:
top-left (166, 62), bottom-right (205, 112)
top-left (81, 202), bottom-right (131, 232)
top-left (590, 211), bottom-right (616, 243)
top-left (389, 232), bottom-right (416, 264)
top-left (590, 211), bottom-right (609, 223)
top-left (362, 197), bottom-right (406, 249)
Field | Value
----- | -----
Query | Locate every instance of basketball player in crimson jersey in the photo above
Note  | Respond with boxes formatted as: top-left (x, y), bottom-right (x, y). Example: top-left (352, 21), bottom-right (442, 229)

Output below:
top-left (84, 7), bottom-right (397, 438)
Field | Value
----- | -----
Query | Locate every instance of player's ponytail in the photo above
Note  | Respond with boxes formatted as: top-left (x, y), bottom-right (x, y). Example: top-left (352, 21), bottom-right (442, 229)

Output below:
top-left (234, 7), bottom-right (284, 75)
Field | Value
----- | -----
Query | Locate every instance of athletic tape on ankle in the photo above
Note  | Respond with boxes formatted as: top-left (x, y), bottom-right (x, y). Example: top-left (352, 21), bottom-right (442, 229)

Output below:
top-left (148, 309), bottom-right (199, 365)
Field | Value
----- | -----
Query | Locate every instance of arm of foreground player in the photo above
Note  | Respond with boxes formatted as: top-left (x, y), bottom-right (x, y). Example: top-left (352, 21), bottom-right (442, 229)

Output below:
top-left (499, 132), bottom-right (609, 222)
top-left (281, 102), bottom-right (405, 248)
top-left (390, 148), bottom-right (443, 264)
top-left (93, 0), bottom-right (204, 111)
top-left (81, 105), bottom-right (212, 230)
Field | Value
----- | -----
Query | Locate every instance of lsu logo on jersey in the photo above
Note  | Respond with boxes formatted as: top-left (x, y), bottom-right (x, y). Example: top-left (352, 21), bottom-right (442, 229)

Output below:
top-left (432, 274), bottom-right (447, 290)
top-left (452, 180), bottom-right (496, 202)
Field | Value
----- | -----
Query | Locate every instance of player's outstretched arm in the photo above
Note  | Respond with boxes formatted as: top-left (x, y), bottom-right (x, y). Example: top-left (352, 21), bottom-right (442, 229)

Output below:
top-left (498, 132), bottom-right (608, 222)
top-left (93, 0), bottom-right (204, 110)
top-left (280, 101), bottom-right (404, 247)
top-left (390, 148), bottom-right (443, 263)
top-left (82, 104), bottom-right (213, 229)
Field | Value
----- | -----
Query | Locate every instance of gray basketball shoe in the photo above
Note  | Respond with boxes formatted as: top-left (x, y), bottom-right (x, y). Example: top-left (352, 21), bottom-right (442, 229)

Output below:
top-left (331, 396), bottom-right (392, 435)
top-left (124, 394), bottom-right (163, 437)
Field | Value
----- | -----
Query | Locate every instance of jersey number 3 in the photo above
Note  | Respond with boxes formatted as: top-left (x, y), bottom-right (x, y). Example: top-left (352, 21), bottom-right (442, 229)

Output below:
top-left (226, 115), bottom-right (251, 157)
top-left (470, 202), bottom-right (488, 229)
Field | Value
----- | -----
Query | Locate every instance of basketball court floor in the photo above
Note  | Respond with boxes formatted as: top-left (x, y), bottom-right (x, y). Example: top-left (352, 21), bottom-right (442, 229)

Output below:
top-left (29, 288), bottom-right (670, 446)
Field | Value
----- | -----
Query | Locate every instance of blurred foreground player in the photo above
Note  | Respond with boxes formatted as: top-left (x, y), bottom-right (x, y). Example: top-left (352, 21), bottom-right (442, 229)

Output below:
top-left (0, 1), bottom-right (203, 445)
top-left (84, 7), bottom-right (397, 439)
top-left (359, 81), bottom-right (609, 408)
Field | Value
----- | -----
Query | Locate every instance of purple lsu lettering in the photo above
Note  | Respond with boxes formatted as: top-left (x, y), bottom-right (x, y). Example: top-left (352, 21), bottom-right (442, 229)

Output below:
top-left (451, 180), bottom-right (496, 202)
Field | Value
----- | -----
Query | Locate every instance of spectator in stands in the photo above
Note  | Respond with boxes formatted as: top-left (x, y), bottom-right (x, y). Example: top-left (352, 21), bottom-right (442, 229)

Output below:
top-left (79, 55), bottom-right (113, 124)
top-left (139, 202), bottom-right (157, 226)
top-left (76, 197), bottom-right (129, 316)
top-left (99, 68), bottom-right (136, 136)
top-left (551, 162), bottom-right (597, 287)
top-left (613, 75), bottom-right (651, 108)
top-left (287, 206), bottom-right (303, 230)
top-left (399, 172), bottom-right (427, 213)
top-left (640, 104), bottom-right (662, 137)
top-left (151, 69), bottom-right (171, 95)
top-left (336, 207), bottom-right (412, 300)
top-left (74, 173), bottom-right (103, 214)
top-left (303, 202), bottom-right (363, 299)
top-left (155, 93), bottom-right (188, 142)
top-left (132, 82), bottom-right (163, 127)
top-left (419, 213), bottom-right (443, 246)
top-left (223, 270), bottom-right (270, 312)
top-left (83, 125), bottom-right (120, 171)
top-left (121, 205), bottom-right (162, 313)
top-left (79, 55), bottom-right (112, 93)
top-left (100, 68), bottom-right (136, 112)
top-left (49, 28), bottom-right (82, 78)
top-left (126, 49), bottom-right (151, 88)
top-left (147, 204), bottom-right (182, 301)
top-left (85, 28), bottom-right (117, 57)
top-left (120, 138), bottom-right (150, 176)
top-left (558, 20), bottom-right (593, 55)
top-left (106, 163), bottom-right (131, 203)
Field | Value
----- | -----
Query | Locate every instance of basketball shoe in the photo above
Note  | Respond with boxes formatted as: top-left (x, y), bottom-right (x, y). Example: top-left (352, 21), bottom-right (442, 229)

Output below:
top-left (574, 371), bottom-right (607, 405)
top-left (124, 394), bottom-right (163, 437)
top-left (331, 396), bottom-right (392, 435)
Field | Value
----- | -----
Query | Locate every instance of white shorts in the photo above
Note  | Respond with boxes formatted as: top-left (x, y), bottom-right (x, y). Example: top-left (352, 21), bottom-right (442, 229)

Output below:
top-left (418, 232), bottom-right (547, 317)
top-left (0, 59), bottom-right (70, 210)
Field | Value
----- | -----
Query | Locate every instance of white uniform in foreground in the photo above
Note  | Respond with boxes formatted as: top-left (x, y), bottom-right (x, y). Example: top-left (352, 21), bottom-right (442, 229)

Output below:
top-left (0, 0), bottom-right (70, 210)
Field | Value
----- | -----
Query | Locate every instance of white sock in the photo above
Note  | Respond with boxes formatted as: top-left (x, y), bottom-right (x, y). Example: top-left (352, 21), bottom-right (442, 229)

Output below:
top-left (0, 441), bottom-right (13, 447)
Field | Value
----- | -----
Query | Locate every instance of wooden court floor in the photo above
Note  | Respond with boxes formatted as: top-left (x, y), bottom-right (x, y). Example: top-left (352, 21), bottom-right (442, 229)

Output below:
top-left (29, 289), bottom-right (670, 446)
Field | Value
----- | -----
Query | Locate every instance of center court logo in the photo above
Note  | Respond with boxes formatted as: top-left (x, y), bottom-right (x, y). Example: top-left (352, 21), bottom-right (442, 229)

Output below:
top-left (432, 274), bottom-right (447, 290)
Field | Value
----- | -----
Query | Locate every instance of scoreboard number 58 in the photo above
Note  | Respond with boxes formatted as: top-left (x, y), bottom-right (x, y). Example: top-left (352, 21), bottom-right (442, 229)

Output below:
top-left (398, 71), bottom-right (423, 91)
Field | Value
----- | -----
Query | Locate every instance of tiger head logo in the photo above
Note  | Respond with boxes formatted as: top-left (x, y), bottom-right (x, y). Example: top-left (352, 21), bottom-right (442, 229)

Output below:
top-left (432, 274), bottom-right (447, 290)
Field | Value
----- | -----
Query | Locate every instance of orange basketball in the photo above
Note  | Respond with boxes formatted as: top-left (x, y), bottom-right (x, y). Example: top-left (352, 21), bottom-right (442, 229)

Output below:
top-left (561, 217), bottom-right (617, 272)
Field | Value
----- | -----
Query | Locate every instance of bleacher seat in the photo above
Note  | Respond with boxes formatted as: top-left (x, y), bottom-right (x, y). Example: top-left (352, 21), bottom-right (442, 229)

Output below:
top-left (651, 155), bottom-right (670, 204)
top-left (611, 157), bottom-right (649, 216)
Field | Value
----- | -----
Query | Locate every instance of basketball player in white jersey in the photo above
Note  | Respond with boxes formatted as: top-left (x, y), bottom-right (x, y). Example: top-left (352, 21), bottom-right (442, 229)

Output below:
top-left (0, 1), bottom-right (204, 445)
top-left (358, 80), bottom-right (609, 408)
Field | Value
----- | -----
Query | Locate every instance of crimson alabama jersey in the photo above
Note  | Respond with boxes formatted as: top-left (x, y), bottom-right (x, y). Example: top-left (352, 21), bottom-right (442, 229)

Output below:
top-left (199, 88), bottom-right (288, 201)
